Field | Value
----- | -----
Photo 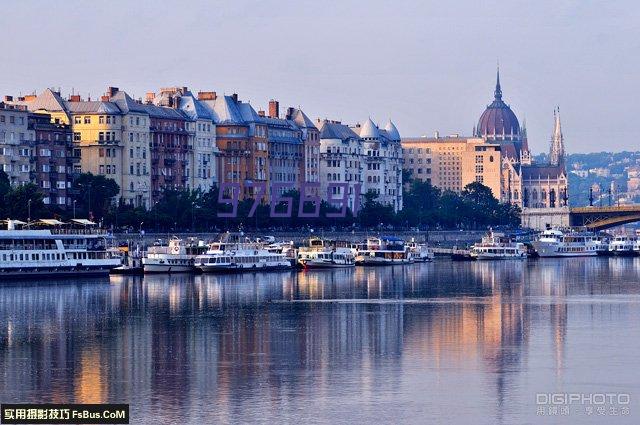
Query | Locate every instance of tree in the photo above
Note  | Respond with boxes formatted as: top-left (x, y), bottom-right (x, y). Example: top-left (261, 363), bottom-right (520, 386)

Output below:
top-left (5, 183), bottom-right (47, 221)
top-left (358, 190), bottom-right (394, 228)
top-left (73, 173), bottom-right (120, 220)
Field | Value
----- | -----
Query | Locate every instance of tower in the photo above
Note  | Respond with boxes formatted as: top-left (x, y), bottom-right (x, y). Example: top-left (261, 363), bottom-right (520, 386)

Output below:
top-left (550, 107), bottom-right (565, 166)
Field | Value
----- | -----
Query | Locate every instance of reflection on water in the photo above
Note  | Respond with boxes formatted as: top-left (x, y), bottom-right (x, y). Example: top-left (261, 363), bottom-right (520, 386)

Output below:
top-left (1, 258), bottom-right (640, 424)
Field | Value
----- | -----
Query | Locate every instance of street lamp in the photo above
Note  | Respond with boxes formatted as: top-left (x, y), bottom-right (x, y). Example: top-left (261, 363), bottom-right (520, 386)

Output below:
top-left (27, 199), bottom-right (32, 224)
top-left (73, 200), bottom-right (77, 219)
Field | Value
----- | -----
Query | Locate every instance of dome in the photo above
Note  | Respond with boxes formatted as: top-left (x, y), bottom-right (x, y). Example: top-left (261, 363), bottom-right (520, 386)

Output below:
top-left (384, 119), bottom-right (400, 141)
top-left (476, 69), bottom-right (520, 141)
top-left (360, 117), bottom-right (380, 139)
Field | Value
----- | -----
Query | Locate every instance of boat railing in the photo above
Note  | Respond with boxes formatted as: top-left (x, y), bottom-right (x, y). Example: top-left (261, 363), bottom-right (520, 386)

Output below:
top-left (49, 228), bottom-right (109, 235)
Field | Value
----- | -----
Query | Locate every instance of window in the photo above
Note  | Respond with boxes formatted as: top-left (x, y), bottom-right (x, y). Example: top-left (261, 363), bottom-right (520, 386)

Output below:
top-left (84, 116), bottom-right (91, 124)
top-left (74, 132), bottom-right (81, 141)
top-left (74, 116), bottom-right (81, 124)
top-left (99, 165), bottom-right (105, 174)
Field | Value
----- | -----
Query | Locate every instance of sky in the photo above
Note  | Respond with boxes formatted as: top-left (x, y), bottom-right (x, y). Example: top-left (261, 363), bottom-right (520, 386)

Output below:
top-left (1, 0), bottom-right (639, 154)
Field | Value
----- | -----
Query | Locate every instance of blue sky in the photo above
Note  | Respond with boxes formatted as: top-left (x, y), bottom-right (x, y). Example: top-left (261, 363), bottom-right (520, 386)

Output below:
top-left (2, 0), bottom-right (638, 153)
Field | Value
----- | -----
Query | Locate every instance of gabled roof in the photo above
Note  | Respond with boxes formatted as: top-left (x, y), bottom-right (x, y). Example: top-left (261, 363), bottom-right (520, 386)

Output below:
top-left (318, 121), bottom-right (359, 141)
top-left (289, 108), bottom-right (315, 129)
top-left (178, 92), bottom-right (214, 121)
top-left (110, 90), bottom-right (148, 114)
top-left (64, 101), bottom-right (121, 114)
top-left (27, 88), bottom-right (67, 113)
top-left (202, 96), bottom-right (245, 125)
top-left (138, 103), bottom-right (187, 120)
top-left (521, 164), bottom-right (566, 180)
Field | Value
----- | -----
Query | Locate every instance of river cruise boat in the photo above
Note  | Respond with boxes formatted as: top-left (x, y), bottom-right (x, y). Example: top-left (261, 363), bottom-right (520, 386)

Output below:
top-left (469, 231), bottom-right (527, 260)
top-left (0, 219), bottom-right (121, 278)
top-left (355, 236), bottom-right (412, 265)
top-left (194, 245), bottom-right (291, 272)
top-left (297, 238), bottom-right (355, 269)
top-left (532, 229), bottom-right (598, 257)
top-left (609, 235), bottom-right (638, 256)
top-left (142, 237), bottom-right (205, 273)
top-left (407, 241), bottom-right (435, 262)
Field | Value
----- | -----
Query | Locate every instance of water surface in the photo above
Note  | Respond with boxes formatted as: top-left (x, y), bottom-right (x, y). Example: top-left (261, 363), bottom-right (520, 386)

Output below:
top-left (1, 258), bottom-right (639, 424)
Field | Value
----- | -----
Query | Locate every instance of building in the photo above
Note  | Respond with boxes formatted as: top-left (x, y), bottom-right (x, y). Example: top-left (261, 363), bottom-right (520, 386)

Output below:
top-left (0, 100), bottom-right (33, 187)
top-left (140, 97), bottom-right (193, 202)
top-left (109, 88), bottom-right (152, 208)
top-left (260, 100), bottom-right (304, 197)
top-left (152, 87), bottom-right (218, 193)
top-left (401, 135), bottom-right (502, 199)
top-left (197, 92), bottom-right (267, 200)
top-left (28, 112), bottom-right (74, 207)
top-left (286, 107), bottom-right (320, 195)
top-left (317, 120), bottom-right (363, 212)
top-left (317, 118), bottom-right (403, 213)
top-left (473, 70), bottom-right (568, 229)
top-left (352, 118), bottom-right (404, 211)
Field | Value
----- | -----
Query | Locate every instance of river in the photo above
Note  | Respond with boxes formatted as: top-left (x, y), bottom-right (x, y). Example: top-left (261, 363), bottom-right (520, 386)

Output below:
top-left (1, 257), bottom-right (639, 424)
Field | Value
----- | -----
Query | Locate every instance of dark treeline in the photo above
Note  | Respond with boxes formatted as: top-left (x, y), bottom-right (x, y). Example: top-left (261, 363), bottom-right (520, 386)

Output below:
top-left (0, 171), bottom-right (520, 232)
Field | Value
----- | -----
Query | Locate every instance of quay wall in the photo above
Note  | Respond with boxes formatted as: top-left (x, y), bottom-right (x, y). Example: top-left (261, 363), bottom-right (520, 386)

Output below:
top-left (112, 230), bottom-right (486, 248)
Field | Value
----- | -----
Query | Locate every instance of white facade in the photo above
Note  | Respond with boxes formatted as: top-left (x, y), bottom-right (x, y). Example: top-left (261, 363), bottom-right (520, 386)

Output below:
top-left (317, 118), bottom-right (403, 214)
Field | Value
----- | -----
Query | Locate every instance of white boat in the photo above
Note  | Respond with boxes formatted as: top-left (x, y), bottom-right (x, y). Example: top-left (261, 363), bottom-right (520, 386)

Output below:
top-left (470, 231), bottom-right (527, 260)
top-left (532, 229), bottom-right (598, 257)
top-left (142, 237), bottom-right (203, 273)
top-left (355, 237), bottom-right (412, 265)
top-left (297, 238), bottom-right (355, 268)
top-left (407, 241), bottom-right (434, 262)
top-left (0, 219), bottom-right (121, 278)
top-left (194, 245), bottom-right (291, 272)
top-left (610, 235), bottom-right (637, 256)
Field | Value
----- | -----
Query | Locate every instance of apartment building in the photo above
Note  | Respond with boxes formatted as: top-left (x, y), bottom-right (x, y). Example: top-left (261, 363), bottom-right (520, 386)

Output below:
top-left (401, 135), bottom-right (502, 199)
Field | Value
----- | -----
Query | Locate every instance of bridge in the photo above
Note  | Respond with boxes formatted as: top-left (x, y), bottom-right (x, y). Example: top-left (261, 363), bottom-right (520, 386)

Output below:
top-left (569, 205), bottom-right (640, 230)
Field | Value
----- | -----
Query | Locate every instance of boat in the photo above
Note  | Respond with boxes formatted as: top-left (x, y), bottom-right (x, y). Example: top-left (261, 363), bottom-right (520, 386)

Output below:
top-left (194, 243), bottom-right (291, 273)
top-left (609, 235), bottom-right (637, 257)
top-left (469, 231), bottom-right (527, 260)
top-left (407, 240), bottom-right (434, 262)
top-left (110, 243), bottom-right (144, 275)
top-left (0, 219), bottom-right (121, 278)
top-left (297, 238), bottom-right (355, 269)
top-left (142, 237), bottom-right (205, 273)
top-left (532, 229), bottom-right (598, 257)
top-left (595, 235), bottom-right (613, 256)
top-left (355, 236), bottom-right (412, 265)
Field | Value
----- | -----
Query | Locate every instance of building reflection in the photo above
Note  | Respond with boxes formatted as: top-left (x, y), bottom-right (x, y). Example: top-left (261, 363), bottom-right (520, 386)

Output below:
top-left (2, 258), bottom-right (636, 421)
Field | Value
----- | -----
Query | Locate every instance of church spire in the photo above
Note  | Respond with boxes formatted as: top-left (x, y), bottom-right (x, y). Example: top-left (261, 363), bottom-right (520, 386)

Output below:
top-left (550, 107), bottom-right (565, 166)
top-left (494, 66), bottom-right (502, 100)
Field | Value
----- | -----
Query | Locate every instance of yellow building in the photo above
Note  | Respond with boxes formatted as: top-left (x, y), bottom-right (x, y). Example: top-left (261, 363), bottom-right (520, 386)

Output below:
top-left (401, 135), bottom-right (502, 199)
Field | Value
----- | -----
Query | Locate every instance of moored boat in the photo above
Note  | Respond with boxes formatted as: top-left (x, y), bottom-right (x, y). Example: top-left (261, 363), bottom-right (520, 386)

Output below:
top-left (470, 231), bottom-right (527, 260)
top-left (355, 236), bottom-right (412, 265)
top-left (610, 235), bottom-right (637, 257)
top-left (142, 237), bottom-right (203, 273)
top-left (194, 246), bottom-right (291, 273)
top-left (297, 238), bottom-right (355, 268)
top-left (0, 219), bottom-right (121, 278)
top-left (532, 229), bottom-right (598, 257)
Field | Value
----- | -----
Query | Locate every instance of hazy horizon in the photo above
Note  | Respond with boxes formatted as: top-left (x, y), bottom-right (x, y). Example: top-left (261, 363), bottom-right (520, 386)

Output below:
top-left (2, 0), bottom-right (638, 154)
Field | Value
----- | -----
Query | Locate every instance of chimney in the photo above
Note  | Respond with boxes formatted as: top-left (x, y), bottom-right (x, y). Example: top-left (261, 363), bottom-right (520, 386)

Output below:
top-left (434, 131), bottom-right (440, 139)
top-left (100, 95), bottom-right (110, 102)
top-left (197, 91), bottom-right (217, 101)
top-left (145, 92), bottom-right (155, 104)
top-left (107, 86), bottom-right (119, 97)
top-left (285, 107), bottom-right (295, 120)
top-left (268, 99), bottom-right (279, 118)
top-left (4, 95), bottom-right (13, 102)
top-left (68, 94), bottom-right (81, 102)
top-left (231, 93), bottom-right (238, 102)
top-left (182, 86), bottom-right (188, 94)
top-left (258, 110), bottom-right (265, 117)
